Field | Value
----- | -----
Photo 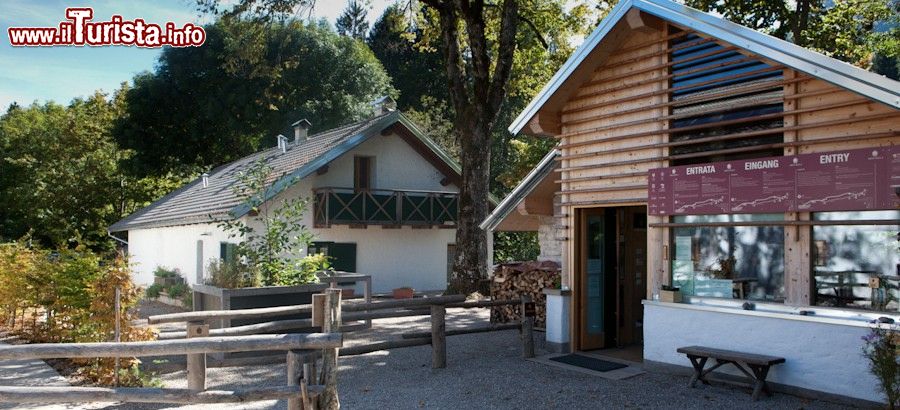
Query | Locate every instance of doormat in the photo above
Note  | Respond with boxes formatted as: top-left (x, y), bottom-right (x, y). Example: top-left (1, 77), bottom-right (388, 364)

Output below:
top-left (549, 354), bottom-right (628, 372)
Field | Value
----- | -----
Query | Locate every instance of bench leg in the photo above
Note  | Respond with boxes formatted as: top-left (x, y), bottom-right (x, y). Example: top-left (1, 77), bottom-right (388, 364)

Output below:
top-left (748, 364), bottom-right (772, 401)
top-left (686, 355), bottom-right (708, 388)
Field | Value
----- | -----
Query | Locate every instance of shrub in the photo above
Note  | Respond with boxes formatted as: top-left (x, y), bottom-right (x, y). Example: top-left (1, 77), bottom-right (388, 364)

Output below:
top-left (863, 324), bottom-right (900, 409)
top-left (205, 258), bottom-right (259, 289)
top-left (218, 160), bottom-right (315, 286)
top-left (0, 243), bottom-right (154, 386)
top-left (167, 282), bottom-right (189, 299)
top-left (152, 266), bottom-right (180, 278)
top-left (145, 284), bottom-right (163, 299)
top-left (276, 253), bottom-right (332, 286)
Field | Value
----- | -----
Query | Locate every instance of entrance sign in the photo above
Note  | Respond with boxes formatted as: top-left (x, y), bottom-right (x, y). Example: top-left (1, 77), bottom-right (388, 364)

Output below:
top-left (648, 146), bottom-right (900, 216)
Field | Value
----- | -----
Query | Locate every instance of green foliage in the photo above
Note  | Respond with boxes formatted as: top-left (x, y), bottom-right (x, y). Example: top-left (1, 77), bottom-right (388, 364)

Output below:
top-left (218, 159), bottom-right (316, 286)
top-left (862, 324), bottom-right (900, 408)
top-left (493, 231), bottom-right (540, 263)
top-left (152, 266), bottom-right (180, 278)
top-left (0, 243), bottom-right (154, 386)
top-left (117, 19), bottom-right (395, 176)
top-left (337, 0), bottom-right (371, 39)
top-left (205, 258), bottom-right (260, 289)
top-left (166, 282), bottom-right (189, 299)
top-left (367, 5), bottom-right (449, 113)
top-left (275, 253), bottom-right (332, 286)
top-left (145, 283), bottom-right (163, 299)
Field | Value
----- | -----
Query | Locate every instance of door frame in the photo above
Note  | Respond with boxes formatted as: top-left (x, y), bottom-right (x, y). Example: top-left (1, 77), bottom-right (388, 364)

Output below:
top-left (572, 204), bottom-right (648, 352)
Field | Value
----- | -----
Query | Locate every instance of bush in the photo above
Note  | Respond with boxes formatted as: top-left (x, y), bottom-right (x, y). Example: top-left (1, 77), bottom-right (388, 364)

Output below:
top-left (863, 324), bottom-right (900, 409)
top-left (145, 284), bottom-right (163, 299)
top-left (152, 266), bottom-right (180, 278)
top-left (0, 242), bottom-right (154, 386)
top-left (276, 253), bottom-right (331, 286)
top-left (205, 258), bottom-right (259, 289)
top-left (167, 282), bottom-right (188, 299)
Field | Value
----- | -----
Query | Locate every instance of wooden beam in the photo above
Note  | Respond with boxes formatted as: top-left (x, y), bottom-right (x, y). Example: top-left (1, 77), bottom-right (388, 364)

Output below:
top-left (0, 334), bottom-right (343, 360)
top-left (0, 385), bottom-right (321, 405)
top-left (149, 304), bottom-right (313, 324)
top-left (558, 97), bottom-right (871, 160)
top-left (524, 111), bottom-right (561, 136)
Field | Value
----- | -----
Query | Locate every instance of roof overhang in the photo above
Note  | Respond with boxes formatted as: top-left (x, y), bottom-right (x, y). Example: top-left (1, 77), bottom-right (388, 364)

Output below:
top-left (509, 0), bottom-right (900, 136)
top-left (480, 149), bottom-right (560, 232)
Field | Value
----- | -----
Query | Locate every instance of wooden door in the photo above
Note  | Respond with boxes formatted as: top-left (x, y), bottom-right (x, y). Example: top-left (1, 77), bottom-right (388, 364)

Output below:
top-left (616, 207), bottom-right (648, 346)
top-left (578, 208), bottom-right (612, 350)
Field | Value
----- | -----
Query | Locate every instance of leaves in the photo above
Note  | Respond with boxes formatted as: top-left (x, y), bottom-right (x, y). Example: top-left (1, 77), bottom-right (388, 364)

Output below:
top-left (217, 160), bottom-right (317, 287)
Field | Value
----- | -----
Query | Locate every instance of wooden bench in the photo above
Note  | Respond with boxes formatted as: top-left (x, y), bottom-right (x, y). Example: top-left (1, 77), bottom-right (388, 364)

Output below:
top-left (677, 346), bottom-right (785, 401)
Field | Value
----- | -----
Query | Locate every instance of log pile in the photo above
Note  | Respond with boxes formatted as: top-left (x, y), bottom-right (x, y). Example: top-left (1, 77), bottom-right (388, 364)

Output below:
top-left (490, 261), bottom-right (561, 328)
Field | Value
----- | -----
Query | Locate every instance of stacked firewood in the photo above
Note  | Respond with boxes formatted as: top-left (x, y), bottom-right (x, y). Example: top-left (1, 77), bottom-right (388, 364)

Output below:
top-left (490, 261), bottom-right (561, 328)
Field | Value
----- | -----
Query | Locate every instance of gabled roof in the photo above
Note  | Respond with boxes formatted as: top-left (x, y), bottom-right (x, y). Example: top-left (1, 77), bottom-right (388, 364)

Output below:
top-left (110, 111), bottom-right (461, 232)
top-left (509, 0), bottom-right (900, 135)
top-left (480, 149), bottom-right (559, 231)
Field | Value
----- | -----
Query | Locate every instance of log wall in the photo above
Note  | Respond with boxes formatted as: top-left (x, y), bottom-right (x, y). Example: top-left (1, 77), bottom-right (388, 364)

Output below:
top-left (551, 16), bottom-right (900, 305)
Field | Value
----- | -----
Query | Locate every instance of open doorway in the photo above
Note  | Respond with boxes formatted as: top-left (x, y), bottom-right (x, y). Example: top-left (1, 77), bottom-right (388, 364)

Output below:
top-left (574, 206), bottom-right (647, 358)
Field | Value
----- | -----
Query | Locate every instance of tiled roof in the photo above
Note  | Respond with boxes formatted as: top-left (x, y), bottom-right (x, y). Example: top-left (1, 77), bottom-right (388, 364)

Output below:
top-left (110, 112), bottom-right (398, 231)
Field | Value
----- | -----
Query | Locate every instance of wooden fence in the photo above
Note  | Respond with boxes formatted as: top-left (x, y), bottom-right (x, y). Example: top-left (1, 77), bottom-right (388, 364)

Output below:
top-left (149, 292), bottom-right (536, 369)
top-left (1, 288), bottom-right (346, 410)
top-left (0, 333), bottom-right (340, 407)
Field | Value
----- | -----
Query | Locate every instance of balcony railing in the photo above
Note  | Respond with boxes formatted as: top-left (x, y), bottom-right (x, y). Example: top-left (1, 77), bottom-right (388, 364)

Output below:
top-left (313, 187), bottom-right (458, 228)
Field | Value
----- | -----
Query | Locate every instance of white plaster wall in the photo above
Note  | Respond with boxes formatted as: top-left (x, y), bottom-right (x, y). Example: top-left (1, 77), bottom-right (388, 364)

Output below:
top-left (643, 303), bottom-right (880, 401)
top-left (128, 222), bottom-right (235, 286)
top-left (126, 130), bottom-right (458, 292)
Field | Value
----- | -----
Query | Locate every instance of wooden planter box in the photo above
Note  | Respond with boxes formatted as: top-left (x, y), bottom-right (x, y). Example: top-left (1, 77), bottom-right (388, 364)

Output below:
top-left (392, 287), bottom-right (415, 299)
top-left (154, 276), bottom-right (185, 287)
top-left (156, 291), bottom-right (190, 309)
top-left (659, 289), bottom-right (683, 303)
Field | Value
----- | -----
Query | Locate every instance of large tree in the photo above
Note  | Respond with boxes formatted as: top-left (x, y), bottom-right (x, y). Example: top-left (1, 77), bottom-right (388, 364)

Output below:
top-left (0, 88), bottom-right (179, 250)
top-left (336, 0), bottom-right (371, 39)
top-left (117, 19), bottom-right (394, 176)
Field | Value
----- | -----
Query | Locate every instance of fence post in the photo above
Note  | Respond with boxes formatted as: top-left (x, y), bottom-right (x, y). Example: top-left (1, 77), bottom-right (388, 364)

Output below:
top-left (186, 320), bottom-right (208, 391)
top-left (431, 304), bottom-right (446, 369)
top-left (114, 287), bottom-right (121, 387)
top-left (521, 295), bottom-right (535, 358)
top-left (287, 349), bottom-right (302, 410)
top-left (318, 288), bottom-right (341, 410)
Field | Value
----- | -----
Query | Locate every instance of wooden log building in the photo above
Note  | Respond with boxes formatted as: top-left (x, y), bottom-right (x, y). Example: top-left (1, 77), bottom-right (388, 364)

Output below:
top-left (483, 0), bottom-right (899, 403)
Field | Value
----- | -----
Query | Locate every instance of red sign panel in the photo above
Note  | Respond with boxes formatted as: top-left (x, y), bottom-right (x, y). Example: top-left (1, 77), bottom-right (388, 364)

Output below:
top-left (648, 146), bottom-right (900, 216)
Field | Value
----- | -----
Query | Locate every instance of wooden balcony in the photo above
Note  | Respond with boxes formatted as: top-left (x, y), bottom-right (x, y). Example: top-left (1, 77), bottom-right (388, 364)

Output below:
top-left (313, 187), bottom-right (458, 228)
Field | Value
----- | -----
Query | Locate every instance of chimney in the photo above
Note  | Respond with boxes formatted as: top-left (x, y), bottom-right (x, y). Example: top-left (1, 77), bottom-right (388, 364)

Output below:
top-left (201, 172), bottom-right (209, 188)
top-left (277, 134), bottom-right (288, 153)
top-left (371, 96), bottom-right (397, 115)
top-left (292, 119), bottom-right (312, 143)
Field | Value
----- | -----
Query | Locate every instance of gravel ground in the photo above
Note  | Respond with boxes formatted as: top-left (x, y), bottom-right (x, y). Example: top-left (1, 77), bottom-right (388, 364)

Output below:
top-left (145, 308), bottom-right (849, 410)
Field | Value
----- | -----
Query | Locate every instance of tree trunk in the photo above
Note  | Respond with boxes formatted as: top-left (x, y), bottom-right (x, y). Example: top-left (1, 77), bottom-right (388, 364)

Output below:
top-left (449, 123), bottom-right (491, 294)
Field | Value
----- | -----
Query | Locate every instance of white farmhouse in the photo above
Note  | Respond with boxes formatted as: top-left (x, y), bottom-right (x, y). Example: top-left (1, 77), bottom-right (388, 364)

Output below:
top-left (110, 106), bottom-right (462, 293)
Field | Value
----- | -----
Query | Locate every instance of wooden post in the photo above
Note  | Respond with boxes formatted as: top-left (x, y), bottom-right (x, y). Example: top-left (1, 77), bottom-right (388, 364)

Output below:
top-left (186, 321), bottom-right (208, 391)
top-left (286, 349), bottom-right (302, 410)
top-left (430, 304), bottom-right (446, 369)
top-left (317, 288), bottom-right (341, 410)
top-left (521, 295), bottom-right (535, 358)
top-left (114, 287), bottom-right (121, 387)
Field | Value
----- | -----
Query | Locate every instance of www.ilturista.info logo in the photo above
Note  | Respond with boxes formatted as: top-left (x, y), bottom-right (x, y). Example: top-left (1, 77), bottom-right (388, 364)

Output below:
top-left (7, 8), bottom-right (206, 47)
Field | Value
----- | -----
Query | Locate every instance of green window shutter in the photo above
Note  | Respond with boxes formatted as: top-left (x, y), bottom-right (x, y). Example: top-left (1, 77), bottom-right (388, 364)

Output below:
top-left (220, 242), bottom-right (237, 262)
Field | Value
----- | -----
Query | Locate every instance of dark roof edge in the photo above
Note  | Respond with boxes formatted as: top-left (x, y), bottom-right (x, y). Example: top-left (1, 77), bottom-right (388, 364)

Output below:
top-left (480, 149), bottom-right (559, 231)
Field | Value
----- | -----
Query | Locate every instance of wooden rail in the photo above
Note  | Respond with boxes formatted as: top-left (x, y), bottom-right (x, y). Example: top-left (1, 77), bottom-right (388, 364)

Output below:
top-left (147, 293), bottom-right (536, 371)
top-left (0, 332), bottom-right (342, 409)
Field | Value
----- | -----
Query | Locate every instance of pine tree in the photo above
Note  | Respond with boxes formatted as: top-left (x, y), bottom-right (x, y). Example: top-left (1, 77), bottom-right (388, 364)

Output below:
top-left (336, 0), bottom-right (370, 39)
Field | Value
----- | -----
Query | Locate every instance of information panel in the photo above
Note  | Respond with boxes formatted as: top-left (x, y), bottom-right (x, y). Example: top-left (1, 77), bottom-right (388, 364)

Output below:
top-left (648, 146), bottom-right (900, 216)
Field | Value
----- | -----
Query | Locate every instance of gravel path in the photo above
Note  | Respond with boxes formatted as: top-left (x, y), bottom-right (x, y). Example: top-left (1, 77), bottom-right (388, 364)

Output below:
top-left (146, 309), bottom-right (850, 410)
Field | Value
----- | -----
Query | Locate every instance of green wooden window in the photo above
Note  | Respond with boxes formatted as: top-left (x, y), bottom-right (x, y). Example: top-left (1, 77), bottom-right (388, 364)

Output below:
top-left (309, 242), bottom-right (357, 273)
top-left (220, 242), bottom-right (238, 262)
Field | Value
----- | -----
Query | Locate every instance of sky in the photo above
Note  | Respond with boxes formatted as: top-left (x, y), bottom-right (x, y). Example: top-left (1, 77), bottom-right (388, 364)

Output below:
top-left (0, 0), bottom-right (394, 110)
